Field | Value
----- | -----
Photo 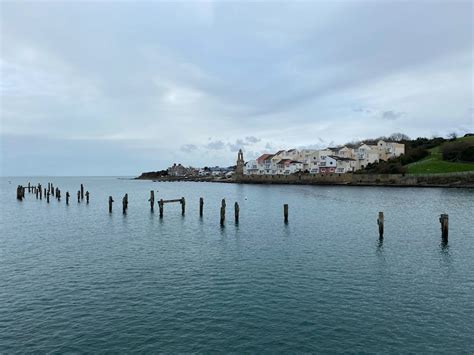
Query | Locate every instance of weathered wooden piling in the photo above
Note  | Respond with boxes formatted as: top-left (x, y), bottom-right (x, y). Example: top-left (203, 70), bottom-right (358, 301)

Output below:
top-left (44, 188), bottom-right (46, 197)
top-left (47, 190), bottom-right (50, 203)
top-left (57, 189), bottom-right (61, 201)
top-left (109, 196), bottom-right (114, 213)
top-left (51, 184), bottom-right (54, 197)
top-left (35, 187), bottom-right (39, 199)
top-left (284, 204), bottom-right (289, 223)
top-left (149, 191), bottom-right (155, 212)
top-left (439, 214), bottom-right (449, 241)
top-left (199, 197), bottom-right (204, 217)
top-left (122, 193), bottom-right (128, 214)
top-left (180, 197), bottom-right (185, 215)
top-left (220, 199), bottom-right (226, 225)
top-left (81, 184), bottom-right (84, 200)
top-left (234, 202), bottom-right (239, 223)
top-left (66, 191), bottom-right (70, 205)
top-left (85, 191), bottom-right (89, 204)
top-left (159, 199), bottom-right (164, 217)
top-left (377, 212), bottom-right (384, 238)
top-left (28, 182), bottom-right (31, 193)
top-left (16, 185), bottom-right (23, 200)
top-left (39, 186), bottom-right (42, 200)
top-left (77, 191), bottom-right (80, 203)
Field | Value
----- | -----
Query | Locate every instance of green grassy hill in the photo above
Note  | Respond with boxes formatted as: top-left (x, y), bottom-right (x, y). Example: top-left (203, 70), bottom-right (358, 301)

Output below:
top-left (407, 136), bottom-right (474, 174)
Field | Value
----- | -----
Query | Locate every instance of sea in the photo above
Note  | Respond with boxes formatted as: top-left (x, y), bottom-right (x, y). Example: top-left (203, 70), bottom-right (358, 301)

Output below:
top-left (1, 176), bottom-right (473, 353)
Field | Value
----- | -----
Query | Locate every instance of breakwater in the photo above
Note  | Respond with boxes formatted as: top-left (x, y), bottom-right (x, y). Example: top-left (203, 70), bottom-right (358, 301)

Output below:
top-left (235, 171), bottom-right (474, 187)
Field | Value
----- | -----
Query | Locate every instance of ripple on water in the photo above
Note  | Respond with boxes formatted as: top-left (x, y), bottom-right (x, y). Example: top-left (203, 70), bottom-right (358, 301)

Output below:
top-left (1, 178), bottom-right (474, 353)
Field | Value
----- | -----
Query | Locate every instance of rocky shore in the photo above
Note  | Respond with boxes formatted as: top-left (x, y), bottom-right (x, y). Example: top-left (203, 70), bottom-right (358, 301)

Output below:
top-left (137, 171), bottom-right (474, 188)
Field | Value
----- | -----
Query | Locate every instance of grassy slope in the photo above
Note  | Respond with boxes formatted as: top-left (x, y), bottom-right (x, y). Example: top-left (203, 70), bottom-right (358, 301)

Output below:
top-left (407, 136), bottom-right (474, 174)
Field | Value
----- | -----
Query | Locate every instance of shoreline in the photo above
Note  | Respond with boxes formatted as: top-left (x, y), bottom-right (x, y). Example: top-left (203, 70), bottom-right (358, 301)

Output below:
top-left (135, 171), bottom-right (474, 188)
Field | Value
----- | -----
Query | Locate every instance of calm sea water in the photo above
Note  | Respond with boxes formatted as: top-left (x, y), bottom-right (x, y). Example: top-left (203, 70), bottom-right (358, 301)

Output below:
top-left (1, 177), bottom-right (473, 353)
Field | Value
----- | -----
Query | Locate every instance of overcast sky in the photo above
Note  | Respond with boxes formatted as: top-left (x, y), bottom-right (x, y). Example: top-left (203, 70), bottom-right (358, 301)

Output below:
top-left (1, 1), bottom-right (472, 176)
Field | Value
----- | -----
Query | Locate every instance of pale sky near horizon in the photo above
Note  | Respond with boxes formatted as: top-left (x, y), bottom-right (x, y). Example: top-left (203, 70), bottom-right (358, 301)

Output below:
top-left (1, 0), bottom-right (472, 176)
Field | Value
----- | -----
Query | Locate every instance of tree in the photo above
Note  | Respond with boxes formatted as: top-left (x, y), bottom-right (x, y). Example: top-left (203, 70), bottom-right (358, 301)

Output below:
top-left (388, 132), bottom-right (410, 142)
top-left (447, 132), bottom-right (458, 140)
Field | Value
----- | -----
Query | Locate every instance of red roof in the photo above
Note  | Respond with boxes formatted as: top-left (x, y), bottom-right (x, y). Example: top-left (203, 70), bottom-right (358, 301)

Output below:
top-left (256, 154), bottom-right (274, 163)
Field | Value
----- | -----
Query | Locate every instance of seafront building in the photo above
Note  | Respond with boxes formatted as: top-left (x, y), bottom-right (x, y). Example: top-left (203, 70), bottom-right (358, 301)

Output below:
top-left (243, 140), bottom-right (405, 175)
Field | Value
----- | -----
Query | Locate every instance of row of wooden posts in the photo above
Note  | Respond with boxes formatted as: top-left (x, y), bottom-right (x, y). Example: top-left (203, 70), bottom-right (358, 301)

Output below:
top-left (17, 183), bottom-right (449, 241)
top-left (16, 182), bottom-right (89, 205)
top-left (108, 192), bottom-right (240, 225)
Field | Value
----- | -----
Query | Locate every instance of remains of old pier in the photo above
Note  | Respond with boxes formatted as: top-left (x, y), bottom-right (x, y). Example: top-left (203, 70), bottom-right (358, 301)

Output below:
top-left (439, 214), bottom-right (449, 241)
top-left (377, 212), bottom-right (384, 238)
top-left (13, 183), bottom-right (454, 245)
top-left (220, 199), bottom-right (226, 225)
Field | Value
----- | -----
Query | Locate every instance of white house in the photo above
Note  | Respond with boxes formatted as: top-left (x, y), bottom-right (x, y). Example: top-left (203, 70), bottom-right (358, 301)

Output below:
top-left (330, 156), bottom-right (357, 173)
top-left (276, 159), bottom-right (304, 174)
top-left (318, 156), bottom-right (337, 173)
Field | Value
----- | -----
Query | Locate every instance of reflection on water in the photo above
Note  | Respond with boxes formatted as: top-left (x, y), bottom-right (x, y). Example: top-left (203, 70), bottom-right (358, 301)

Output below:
top-left (377, 238), bottom-right (384, 252)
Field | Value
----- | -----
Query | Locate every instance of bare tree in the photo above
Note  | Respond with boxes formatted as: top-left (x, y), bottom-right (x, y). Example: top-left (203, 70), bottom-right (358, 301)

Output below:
top-left (448, 132), bottom-right (458, 140)
top-left (388, 132), bottom-right (410, 141)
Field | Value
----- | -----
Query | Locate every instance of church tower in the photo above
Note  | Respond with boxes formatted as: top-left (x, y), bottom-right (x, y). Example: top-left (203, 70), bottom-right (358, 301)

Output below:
top-left (236, 149), bottom-right (244, 177)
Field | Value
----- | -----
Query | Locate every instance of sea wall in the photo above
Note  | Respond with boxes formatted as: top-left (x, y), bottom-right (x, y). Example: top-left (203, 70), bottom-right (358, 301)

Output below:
top-left (235, 171), bottom-right (474, 187)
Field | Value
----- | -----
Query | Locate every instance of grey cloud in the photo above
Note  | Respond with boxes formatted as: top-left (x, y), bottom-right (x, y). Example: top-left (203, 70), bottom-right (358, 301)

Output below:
top-left (205, 140), bottom-right (225, 150)
top-left (245, 136), bottom-right (261, 143)
top-left (180, 144), bottom-right (197, 152)
top-left (353, 107), bottom-right (371, 114)
top-left (381, 110), bottom-right (405, 120)
top-left (227, 143), bottom-right (240, 152)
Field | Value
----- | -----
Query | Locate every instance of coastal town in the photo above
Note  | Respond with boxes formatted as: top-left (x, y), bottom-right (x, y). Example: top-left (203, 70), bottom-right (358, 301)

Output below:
top-left (149, 139), bottom-right (405, 179)
top-left (243, 139), bottom-right (405, 175)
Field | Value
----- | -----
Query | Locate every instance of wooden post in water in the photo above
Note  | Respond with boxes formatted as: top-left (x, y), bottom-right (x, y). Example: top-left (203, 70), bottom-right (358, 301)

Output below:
top-left (77, 191), bottom-right (80, 203)
top-left (180, 197), bottom-right (185, 215)
top-left (284, 204), bottom-right (289, 223)
top-left (81, 184), bottom-right (84, 200)
top-left (220, 199), bottom-right (226, 225)
top-left (44, 188), bottom-right (46, 197)
top-left (439, 214), bottom-right (449, 241)
top-left (377, 212), bottom-right (384, 238)
top-left (51, 184), bottom-right (54, 197)
top-left (47, 190), bottom-right (50, 203)
top-left (159, 199), bottom-right (164, 218)
top-left (66, 191), bottom-right (70, 205)
top-left (35, 187), bottom-right (39, 199)
top-left (39, 184), bottom-right (42, 200)
top-left (199, 197), bottom-right (204, 217)
top-left (109, 196), bottom-right (114, 213)
top-left (48, 183), bottom-right (50, 193)
top-left (16, 186), bottom-right (22, 200)
top-left (85, 191), bottom-right (89, 204)
top-left (122, 193), bottom-right (128, 214)
top-left (149, 191), bottom-right (155, 212)
top-left (234, 202), bottom-right (239, 224)
top-left (28, 182), bottom-right (31, 193)
top-left (57, 189), bottom-right (61, 201)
